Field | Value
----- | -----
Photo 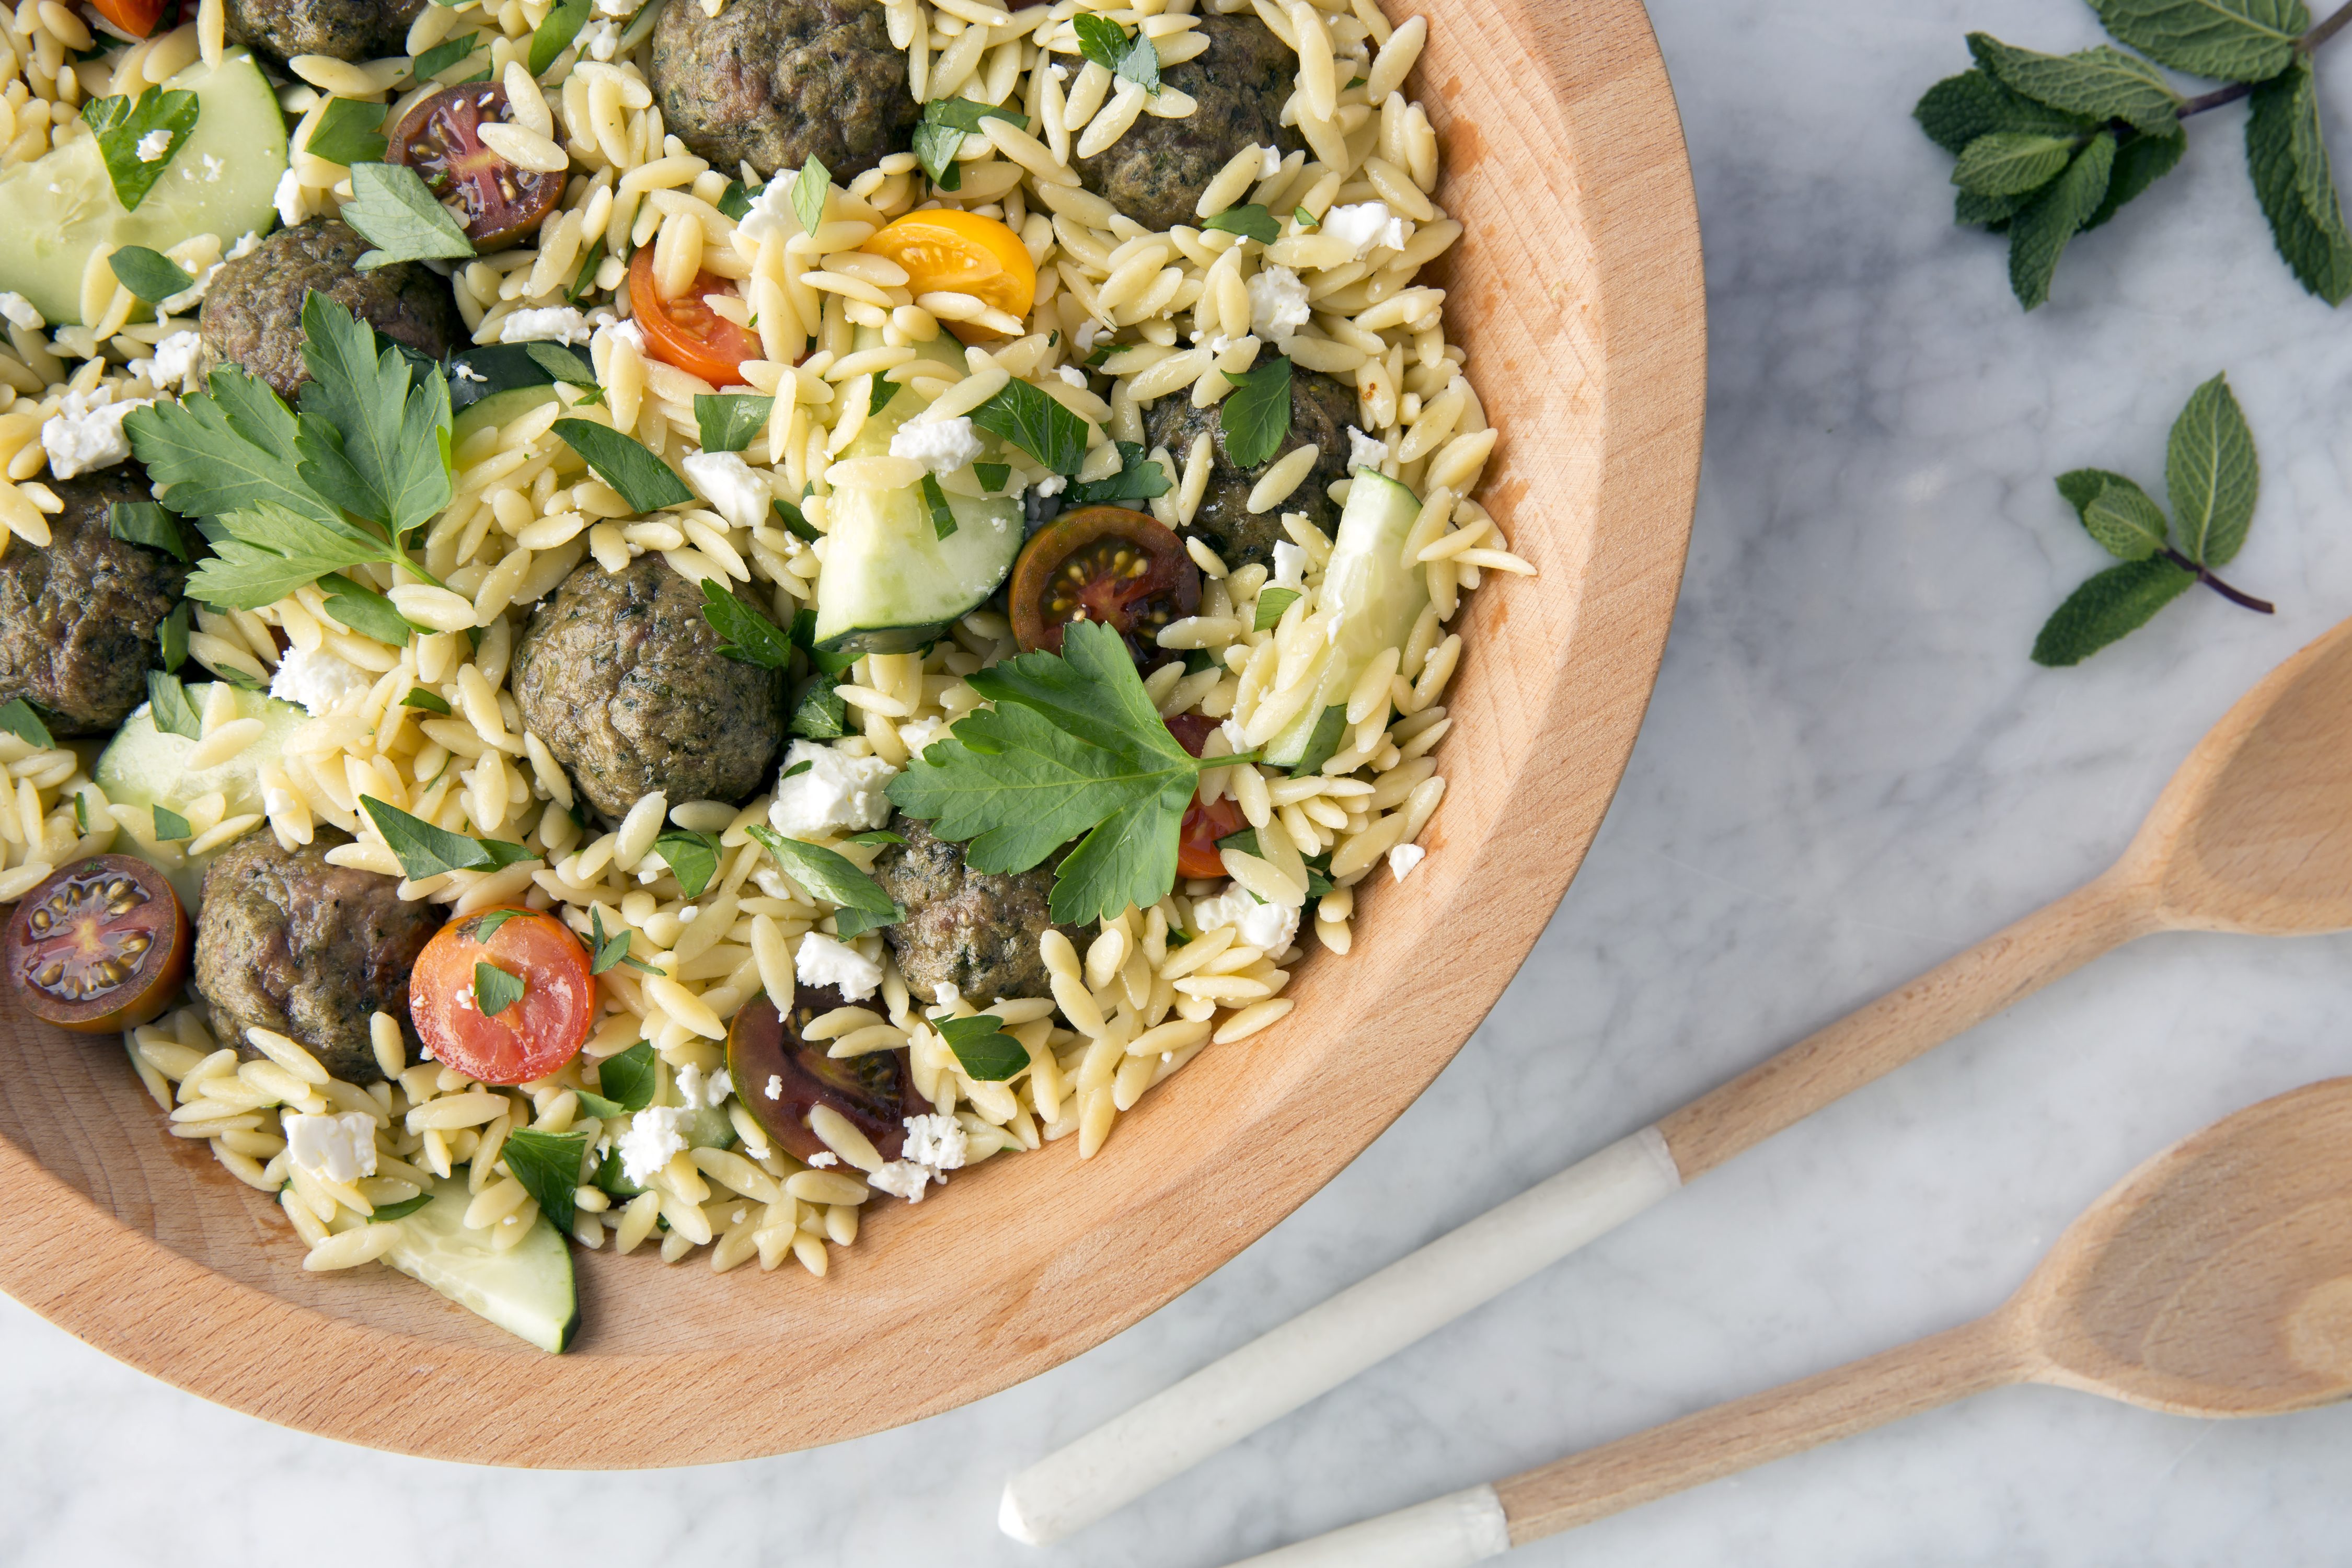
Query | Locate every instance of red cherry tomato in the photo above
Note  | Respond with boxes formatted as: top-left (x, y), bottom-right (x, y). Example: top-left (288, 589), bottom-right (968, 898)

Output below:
top-left (2, 855), bottom-right (189, 1033)
top-left (89, 0), bottom-right (165, 38)
top-left (628, 247), bottom-right (761, 387)
top-left (1166, 714), bottom-right (1246, 879)
top-left (1008, 505), bottom-right (1201, 672)
top-left (389, 85), bottom-right (566, 251)
top-left (410, 907), bottom-right (593, 1084)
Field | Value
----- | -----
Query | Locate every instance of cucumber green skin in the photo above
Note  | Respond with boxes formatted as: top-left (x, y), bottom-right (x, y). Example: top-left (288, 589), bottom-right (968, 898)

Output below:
top-left (452, 386), bottom-right (563, 447)
top-left (0, 53), bottom-right (289, 326)
top-left (1264, 468), bottom-right (1432, 768)
top-left (367, 1177), bottom-right (580, 1354)
top-left (94, 683), bottom-right (307, 910)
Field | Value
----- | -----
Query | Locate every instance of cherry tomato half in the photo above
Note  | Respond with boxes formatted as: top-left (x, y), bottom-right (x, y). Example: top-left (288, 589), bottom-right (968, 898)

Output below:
top-left (89, 0), bottom-right (165, 38)
top-left (411, 907), bottom-right (593, 1085)
top-left (390, 85), bottom-right (566, 252)
top-left (628, 248), bottom-right (761, 387)
top-left (1009, 505), bottom-right (1202, 672)
top-left (861, 210), bottom-right (1036, 343)
top-left (1166, 714), bottom-right (1246, 879)
top-left (726, 985), bottom-right (923, 1166)
top-left (2, 856), bottom-right (190, 1033)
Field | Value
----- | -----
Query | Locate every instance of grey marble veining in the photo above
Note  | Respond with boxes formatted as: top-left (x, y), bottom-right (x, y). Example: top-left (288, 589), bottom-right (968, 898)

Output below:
top-left (8, 1), bottom-right (2352, 1562)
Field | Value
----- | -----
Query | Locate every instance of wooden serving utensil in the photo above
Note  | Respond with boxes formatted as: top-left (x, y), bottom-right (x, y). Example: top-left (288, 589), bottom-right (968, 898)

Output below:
top-left (1220, 1076), bottom-right (2352, 1567)
top-left (1000, 616), bottom-right (2352, 1546)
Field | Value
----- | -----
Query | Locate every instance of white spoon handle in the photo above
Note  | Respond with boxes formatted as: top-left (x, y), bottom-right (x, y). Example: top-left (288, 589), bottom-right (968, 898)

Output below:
top-left (997, 1128), bottom-right (1684, 1546)
top-left (1220, 1486), bottom-right (1512, 1568)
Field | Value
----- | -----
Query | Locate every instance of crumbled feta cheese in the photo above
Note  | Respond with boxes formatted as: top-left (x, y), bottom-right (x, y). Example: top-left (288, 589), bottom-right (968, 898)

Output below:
top-left (932, 982), bottom-right (960, 1010)
top-left (201, 154), bottom-right (224, 182)
top-left (592, 0), bottom-right (635, 17)
top-left (147, 330), bottom-right (204, 395)
top-left (273, 166), bottom-right (305, 227)
top-left (1388, 843), bottom-right (1425, 881)
top-left (889, 414), bottom-right (984, 476)
top-left (1321, 202), bottom-right (1415, 260)
top-left (579, 17), bottom-right (621, 58)
top-left (753, 866), bottom-right (798, 901)
top-left (135, 128), bottom-right (172, 163)
top-left (681, 449), bottom-right (773, 531)
top-left (676, 1063), bottom-right (716, 1109)
top-left (902, 1112), bottom-right (968, 1173)
top-left (1246, 263), bottom-right (1311, 343)
top-left (617, 1105), bottom-right (689, 1185)
top-left (805, 1150), bottom-right (837, 1168)
top-left (1346, 425), bottom-right (1390, 472)
top-left (229, 230), bottom-right (263, 260)
top-left (453, 362), bottom-right (487, 383)
top-left (1190, 885), bottom-right (1300, 955)
top-left (868, 1159), bottom-right (932, 1202)
top-left (769, 740), bottom-right (897, 837)
top-left (764, 1073), bottom-right (783, 1101)
top-left (898, 716), bottom-right (948, 757)
top-left (1074, 319), bottom-right (1100, 351)
top-left (593, 316), bottom-right (646, 361)
top-left (285, 1112), bottom-right (379, 1184)
top-left (41, 389), bottom-right (151, 480)
top-left (797, 931), bottom-right (883, 1001)
top-left (269, 643), bottom-right (373, 716)
top-left (0, 292), bottom-right (43, 331)
top-left (1259, 144), bottom-right (1283, 180)
top-left (1270, 540), bottom-right (1308, 589)
top-left (1056, 365), bottom-right (1087, 388)
top-left (500, 306), bottom-right (597, 346)
top-left (1033, 474), bottom-right (1067, 498)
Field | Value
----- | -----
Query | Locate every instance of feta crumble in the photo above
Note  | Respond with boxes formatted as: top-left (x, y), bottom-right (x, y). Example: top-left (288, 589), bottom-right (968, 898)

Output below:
top-left (135, 128), bottom-right (173, 162)
top-left (797, 931), bottom-right (883, 1001)
top-left (148, 330), bottom-right (204, 395)
top-left (1074, 319), bottom-right (1101, 351)
top-left (902, 1112), bottom-right (968, 1173)
top-left (769, 740), bottom-right (897, 837)
top-left (273, 166), bottom-right (305, 227)
top-left (453, 362), bottom-right (487, 383)
top-left (579, 17), bottom-right (621, 58)
top-left (41, 389), bottom-right (151, 480)
top-left (675, 1063), bottom-right (732, 1110)
top-left (1033, 473), bottom-right (1067, 498)
top-left (932, 982), bottom-right (961, 1009)
top-left (1270, 540), bottom-right (1308, 590)
top-left (1388, 843), bottom-right (1426, 881)
top-left (1346, 425), bottom-right (1390, 472)
top-left (806, 1150), bottom-right (838, 1168)
top-left (1246, 264), bottom-right (1311, 344)
top-left (0, 292), bottom-right (43, 331)
top-left (269, 643), bottom-right (373, 716)
top-left (593, 315), bottom-right (646, 358)
top-left (500, 306), bottom-right (599, 346)
top-left (201, 154), bottom-right (224, 183)
top-left (1259, 144), bottom-right (1283, 180)
top-left (1321, 201), bottom-right (1416, 260)
top-left (681, 449), bottom-right (773, 531)
top-left (868, 1160), bottom-right (932, 1202)
top-left (899, 715), bottom-right (949, 756)
top-left (286, 1112), bottom-right (379, 1184)
top-left (1189, 885), bottom-right (1300, 955)
top-left (764, 1073), bottom-right (783, 1101)
top-left (1055, 365), bottom-right (1088, 388)
top-left (890, 414), bottom-right (985, 476)
top-left (617, 1104), bottom-right (689, 1185)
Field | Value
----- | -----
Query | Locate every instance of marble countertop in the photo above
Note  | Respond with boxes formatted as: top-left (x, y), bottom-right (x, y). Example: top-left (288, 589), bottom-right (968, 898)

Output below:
top-left (10, 0), bottom-right (2352, 1562)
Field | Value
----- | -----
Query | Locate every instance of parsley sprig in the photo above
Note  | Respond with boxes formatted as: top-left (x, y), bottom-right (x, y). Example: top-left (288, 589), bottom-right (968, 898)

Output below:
top-left (886, 621), bottom-right (1255, 924)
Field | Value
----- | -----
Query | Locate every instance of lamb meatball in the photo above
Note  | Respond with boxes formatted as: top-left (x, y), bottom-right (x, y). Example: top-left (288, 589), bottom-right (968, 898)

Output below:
top-left (871, 817), bottom-right (1074, 1005)
top-left (651, 0), bottom-right (921, 182)
top-left (512, 556), bottom-right (787, 823)
top-left (1143, 366), bottom-right (1361, 568)
top-left (0, 468), bottom-right (186, 736)
top-left (192, 828), bottom-right (445, 1085)
top-left (1072, 12), bottom-right (1305, 234)
top-left (224, 0), bottom-right (425, 71)
top-left (198, 221), bottom-right (460, 402)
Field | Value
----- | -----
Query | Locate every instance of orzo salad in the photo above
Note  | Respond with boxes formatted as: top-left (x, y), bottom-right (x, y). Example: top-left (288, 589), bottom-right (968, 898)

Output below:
top-left (0, 0), bottom-right (1528, 1350)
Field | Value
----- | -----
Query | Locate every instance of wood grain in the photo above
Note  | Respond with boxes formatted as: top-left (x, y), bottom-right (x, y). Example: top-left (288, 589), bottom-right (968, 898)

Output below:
top-left (0, 0), bottom-right (1705, 1465)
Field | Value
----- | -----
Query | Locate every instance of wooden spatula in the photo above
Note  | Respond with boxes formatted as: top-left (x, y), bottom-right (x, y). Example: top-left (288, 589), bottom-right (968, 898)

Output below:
top-left (1002, 614), bottom-right (2352, 1546)
top-left (1216, 1076), bottom-right (2352, 1567)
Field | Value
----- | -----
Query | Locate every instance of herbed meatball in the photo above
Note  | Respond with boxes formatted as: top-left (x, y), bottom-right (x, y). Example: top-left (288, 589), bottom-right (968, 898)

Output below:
top-left (192, 828), bottom-right (445, 1086)
top-left (198, 221), bottom-right (460, 403)
top-left (1144, 366), bottom-right (1361, 568)
top-left (0, 468), bottom-right (186, 736)
top-left (224, 0), bottom-right (425, 71)
top-left (1073, 12), bottom-right (1306, 234)
top-left (871, 817), bottom-right (1075, 1005)
top-left (512, 556), bottom-right (787, 824)
top-left (651, 0), bottom-right (921, 182)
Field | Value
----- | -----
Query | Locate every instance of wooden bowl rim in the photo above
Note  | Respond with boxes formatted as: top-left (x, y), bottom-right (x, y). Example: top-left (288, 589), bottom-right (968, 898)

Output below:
top-left (0, 0), bottom-right (1702, 1466)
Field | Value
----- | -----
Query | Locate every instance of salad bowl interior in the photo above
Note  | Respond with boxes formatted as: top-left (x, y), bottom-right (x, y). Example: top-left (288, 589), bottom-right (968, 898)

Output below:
top-left (0, 0), bottom-right (1701, 1465)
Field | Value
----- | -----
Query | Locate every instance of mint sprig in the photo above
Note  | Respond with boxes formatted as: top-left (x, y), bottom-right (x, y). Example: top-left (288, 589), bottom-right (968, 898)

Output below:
top-left (2034, 373), bottom-right (2273, 666)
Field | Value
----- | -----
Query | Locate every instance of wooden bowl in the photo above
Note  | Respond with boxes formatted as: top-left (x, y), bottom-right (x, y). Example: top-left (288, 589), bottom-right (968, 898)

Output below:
top-left (0, 0), bottom-right (1702, 1465)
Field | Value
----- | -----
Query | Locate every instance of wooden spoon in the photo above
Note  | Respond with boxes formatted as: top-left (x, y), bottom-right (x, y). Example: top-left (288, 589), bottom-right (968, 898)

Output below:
top-left (1000, 615), bottom-right (2352, 1546)
top-left (1219, 1076), bottom-right (2352, 1567)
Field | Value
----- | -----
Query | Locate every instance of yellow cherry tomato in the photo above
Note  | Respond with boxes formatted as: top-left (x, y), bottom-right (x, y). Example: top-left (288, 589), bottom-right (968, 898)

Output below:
top-left (861, 210), bottom-right (1036, 341)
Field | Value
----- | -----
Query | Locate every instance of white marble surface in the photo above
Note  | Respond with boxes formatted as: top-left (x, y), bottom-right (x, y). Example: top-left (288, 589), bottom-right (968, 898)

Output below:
top-left (10, 1), bottom-right (2352, 1562)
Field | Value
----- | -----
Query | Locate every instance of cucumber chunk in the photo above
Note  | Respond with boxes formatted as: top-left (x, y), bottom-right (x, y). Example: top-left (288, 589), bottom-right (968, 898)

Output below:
top-left (452, 384), bottom-right (564, 447)
top-left (94, 683), bottom-right (306, 909)
top-left (1263, 469), bottom-right (1432, 768)
top-left (373, 1177), bottom-right (580, 1354)
top-left (0, 52), bottom-right (287, 325)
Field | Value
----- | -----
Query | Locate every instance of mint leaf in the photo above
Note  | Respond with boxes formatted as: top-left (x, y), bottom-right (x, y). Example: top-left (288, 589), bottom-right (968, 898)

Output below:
top-left (1915, 67), bottom-right (2097, 156)
top-left (319, 573), bottom-right (417, 645)
top-left (569, 235), bottom-right (606, 303)
top-left (369, 1192), bottom-right (435, 1222)
top-left (2246, 59), bottom-right (2352, 305)
top-left (744, 825), bottom-right (904, 937)
top-left (2167, 372), bottom-right (2258, 566)
top-left (411, 31), bottom-right (480, 78)
top-left (343, 162), bottom-right (477, 269)
top-left (81, 86), bottom-right (198, 212)
top-left (1252, 586), bottom-right (1300, 630)
top-left (694, 393), bottom-right (773, 453)
top-left (1956, 188), bottom-right (2025, 227)
top-left (361, 795), bottom-right (537, 880)
top-left (108, 245), bottom-right (194, 305)
top-left (500, 1126), bottom-right (586, 1232)
top-left (925, 97), bottom-right (1030, 135)
top-left (594, 1039), bottom-right (658, 1109)
top-left (1203, 203), bottom-right (1281, 241)
top-left (474, 960), bottom-right (525, 1017)
top-left (108, 500), bottom-right (189, 561)
top-left (967, 378), bottom-right (1090, 474)
top-left (717, 181), bottom-right (757, 221)
top-left (146, 670), bottom-right (202, 740)
top-left (788, 675), bottom-right (848, 739)
top-left (2081, 477), bottom-right (2172, 559)
top-left (698, 577), bottom-right (792, 668)
top-left (1964, 34), bottom-right (2181, 137)
top-left (1064, 440), bottom-right (1172, 506)
top-left (1219, 354), bottom-right (1293, 468)
top-left (1294, 205), bottom-right (1319, 229)
top-left (772, 492), bottom-right (819, 541)
top-left (2084, 128), bottom-right (2187, 231)
top-left (974, 461), bottom-right (1011, 491)
top-left (402, 686), bottom-right (452, 713)
top-left (0, 699), bottom-right (52, 748)
top-left (153, 804), bottom-right (191, 841)
top-left (588, 908), bottom-right (664, 977)
top-left (1288, 704), bottom-right (1346, 776)
top-left (2090, 0), bottom-right (2307, 83)
top-left (792, 154), bottom-right (830, 239)
top-left (1952, 131), bottom-right (2082, 197)
top-left (469, 908), bottom-right (523, 942)
top-left (159, 601), bottom-right (191, 672)
top-left (2007, 130), bottom-right (2116, 310)
top-left (2032, 555), bottom-right (2198, 666)
top-left (654, 828), bottom-right (720, 898)
top-left (528, 0), bottom-right (590, 75)
top-left (573, 1087), bottom-right (626, 1119)
top-left (1072, 11), bottom-right (1159, 94)
top-left (937, 1013), bottom-right (1027, 1080)
top-left (295, 290), bottom-right (455, 544)
top-left (920, 472), bottom-right (959, 540)
top-left (304, 96), bottom-right (388, 166)
top-left (840, 829), bottom-right (905, 846)
top-left (914, 98), bottom-right (1029, 188)
top-left (552, 419), bottom-right (695, 511)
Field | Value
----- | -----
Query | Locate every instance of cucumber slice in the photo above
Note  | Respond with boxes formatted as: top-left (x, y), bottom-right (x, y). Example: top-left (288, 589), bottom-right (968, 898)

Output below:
top-left (447, 342), bottom-right (595, 413)
top-left (94, 683), bottom-right (306, 909)
top-left (372, 1177), bottom-right (580, 1353)
top-left (1263, 469), bottom-right (1432, 768)
top-left (811, 330), bottom-right (1023, 654)
top-left (452, 384), bottom-right (564, 446)
top-left (0, 52), bottom-right (287, 326)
